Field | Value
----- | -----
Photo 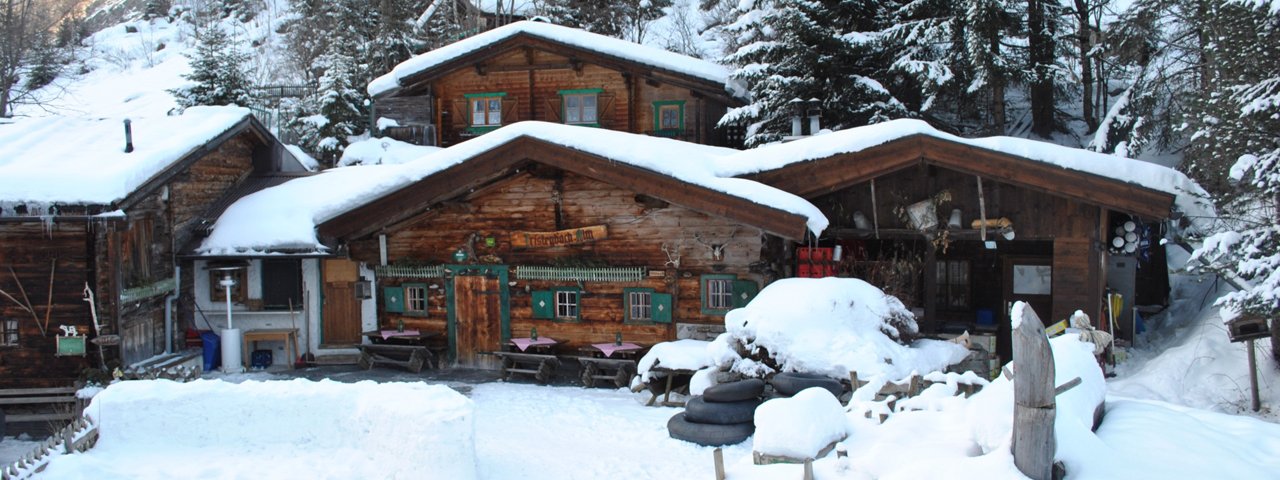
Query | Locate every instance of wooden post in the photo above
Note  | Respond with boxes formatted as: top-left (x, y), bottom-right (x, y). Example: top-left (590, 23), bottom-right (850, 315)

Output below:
top-left (1012, 302), bottom-right (1055, 480)
top-left (713, 447), bottom-right (725, 480)
top-left (976, 176), bottom-right (988, 241)
top-left (803, 458), bottom-right (814, 480)
top-left (1248, 338), bottom-right (1261, 412)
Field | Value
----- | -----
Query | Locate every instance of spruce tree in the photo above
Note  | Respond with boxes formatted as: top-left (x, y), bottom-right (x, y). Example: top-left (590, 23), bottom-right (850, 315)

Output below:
top-left (169, 25), bottom-right (254, 108)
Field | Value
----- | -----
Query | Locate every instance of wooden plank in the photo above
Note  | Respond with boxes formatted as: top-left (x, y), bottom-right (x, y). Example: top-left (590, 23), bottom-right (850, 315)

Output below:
top-left (748, 138), bottom-right (925, 197)
top-left (7, 412), bottom-right (76, 422)
top-left (0, 396), bottom-right (79, 405)
top-left (1012, 303), bottom-right (1055, 480)
top-left (0, 387), bottom-right (79, 396)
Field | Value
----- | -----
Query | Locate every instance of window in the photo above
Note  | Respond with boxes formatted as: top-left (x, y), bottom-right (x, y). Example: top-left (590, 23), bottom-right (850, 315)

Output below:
top-left (936, 260), bottom-right (970, 310)
top-left (1, 319), bottom-right (17, 347)
top-left (555, 289), bottom-right (580, 319)
top-left (701, 275), bottom-right (758, 315)
top-left (627, 289), bottom-right (652, 321)
top-left (564, 94), bottom-right (598, 124)
top-left (653, 101), bottom-right (685, 132)
top-left (466, 92), bottom-right (506, 127)
top-left (262, 259), bottom-right (302, 310)
top-left (405, 283), bottom-right (428, 315)
top-left (208, 269), bottom-right (247, 303)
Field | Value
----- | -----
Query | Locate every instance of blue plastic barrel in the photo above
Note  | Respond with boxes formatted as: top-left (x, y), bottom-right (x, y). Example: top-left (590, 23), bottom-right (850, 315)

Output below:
top-left (201, 331), bottom-right (221, 372)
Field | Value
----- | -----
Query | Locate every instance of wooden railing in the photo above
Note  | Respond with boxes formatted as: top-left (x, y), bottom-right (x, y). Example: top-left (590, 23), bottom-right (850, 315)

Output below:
top-left (515, 266), bottom-right (645, 282)
top-left (1, 417), bottom-right (98, 480)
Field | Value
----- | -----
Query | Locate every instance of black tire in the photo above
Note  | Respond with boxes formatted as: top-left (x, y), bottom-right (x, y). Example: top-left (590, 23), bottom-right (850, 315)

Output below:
top-left (703, 378), bottom-right (766, 402)
top-left (769, 372), bottom-right (843, 397)
top-left (685, 396), bottom-right (760, 425)
top-left (667, 412), bottom-right (753, 447)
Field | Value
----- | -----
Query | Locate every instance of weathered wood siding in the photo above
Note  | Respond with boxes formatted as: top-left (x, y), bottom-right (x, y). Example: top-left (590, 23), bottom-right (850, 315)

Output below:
top-left (0, 223), bottom-right (97, 388)
top-left (351, 171), bottom-right (769, 349)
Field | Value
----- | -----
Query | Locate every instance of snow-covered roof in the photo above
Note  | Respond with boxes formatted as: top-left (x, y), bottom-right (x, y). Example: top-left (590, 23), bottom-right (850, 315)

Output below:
top-left (198, 121), bottom-right (826, 255)
top-left (337, 137), bottom-right (442, 167)
top-left (0, 106), bottom-right (255, 208)
top-left (715, 119), bottom-right (1213, 219)
top-left (368, 21), bottom-right (741, 98)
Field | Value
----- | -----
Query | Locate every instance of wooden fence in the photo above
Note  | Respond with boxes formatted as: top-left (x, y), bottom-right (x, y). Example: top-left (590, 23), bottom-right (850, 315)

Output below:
top-left (1, 417), bottom-right (97, 480)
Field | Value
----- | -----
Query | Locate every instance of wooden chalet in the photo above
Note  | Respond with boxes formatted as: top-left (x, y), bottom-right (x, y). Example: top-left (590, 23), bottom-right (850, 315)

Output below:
top-left (368, 20), bottom-right (744, 148)
top-left (297, 124), bottom-right (819, 368)
top-left (0, 108), bottom-right (306, 387)
top-left (737, 121), bottom-right (1182, 361)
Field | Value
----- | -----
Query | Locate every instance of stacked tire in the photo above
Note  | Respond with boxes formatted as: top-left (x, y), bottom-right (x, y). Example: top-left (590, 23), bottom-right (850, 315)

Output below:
top-left (769, 372), bottom-right (843, 398)
top-left (667, 378), bottom-right (765, 446)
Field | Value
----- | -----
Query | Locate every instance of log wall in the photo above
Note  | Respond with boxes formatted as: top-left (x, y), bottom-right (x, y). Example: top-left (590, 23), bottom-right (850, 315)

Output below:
top-left (351, 171), bottom-right (771, 349)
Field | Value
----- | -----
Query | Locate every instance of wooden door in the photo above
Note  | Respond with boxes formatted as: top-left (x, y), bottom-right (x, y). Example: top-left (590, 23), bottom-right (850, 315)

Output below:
top-left (321, 259), bottom-right (362, 346)
top-left (1001, 256), bottom-right (1053, 361)
top-left (453, 274), bottom-right (503, 368)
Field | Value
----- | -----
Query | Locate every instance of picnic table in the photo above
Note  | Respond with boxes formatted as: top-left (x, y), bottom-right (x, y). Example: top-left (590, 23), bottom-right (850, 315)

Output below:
top-left (574, 342), bottom-right (644, 388)
top-left (358, 329), bottom-right (440, 372)
top-left (493, 337), bottom-right (560, 384)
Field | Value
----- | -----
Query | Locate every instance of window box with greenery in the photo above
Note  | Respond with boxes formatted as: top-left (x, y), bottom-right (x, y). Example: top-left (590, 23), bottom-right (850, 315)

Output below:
top-left (465, 92), bottom-right (505, 133)
top-left (560, 89), bottom-right (602, 126)
top-left (383, 283), bottom-right (429, 316)
top-left (700, 274), bottom-right (759, 315)
top-left (624, 288), bottom-right (672, 324)
top-left (531, 286), bottom-right (583, 322)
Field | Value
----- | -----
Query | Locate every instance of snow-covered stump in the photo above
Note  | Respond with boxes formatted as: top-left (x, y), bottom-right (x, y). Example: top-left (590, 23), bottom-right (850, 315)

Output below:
top-left (1011, 302), bottom-right (1055, 480)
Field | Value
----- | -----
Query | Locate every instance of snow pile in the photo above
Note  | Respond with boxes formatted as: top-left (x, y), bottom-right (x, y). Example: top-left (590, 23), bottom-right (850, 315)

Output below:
top-left (0, 106), bottom-right (251, 206)
top-left (753, 388), bottom-right (847, 459)
top-left (714, 277), bottom-right (968, 380)
top-left (636, 339), bottom-right (715, 382)
top-left (337, 137), bottom-right (442, 166)
top-left (369, 21), bottom-right (741, 98)
top-left (39, 379), bottom-right (477, 480)
top-left (200, 121), bottom-right (827, 254)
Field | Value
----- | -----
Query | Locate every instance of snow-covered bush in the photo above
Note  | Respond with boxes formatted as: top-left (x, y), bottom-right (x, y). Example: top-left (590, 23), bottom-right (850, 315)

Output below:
top-left (713, 277), bottom-right (967, 379)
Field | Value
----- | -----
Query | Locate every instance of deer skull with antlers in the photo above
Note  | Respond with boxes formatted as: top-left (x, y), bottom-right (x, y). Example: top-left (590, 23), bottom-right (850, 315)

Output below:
top-left (694, 228), bottom-right (739, 262)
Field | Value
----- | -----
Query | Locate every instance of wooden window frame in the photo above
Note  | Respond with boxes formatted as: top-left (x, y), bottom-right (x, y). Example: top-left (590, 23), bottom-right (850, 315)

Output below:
top-left (935, 259), bottom-right (971, 311)
top-left (653, 100), bottom-right (685, 133)
top-left (701, 274), bottom-right (735, 315)
top-left (465, 92), bottom-right (506, 128)
top-left (552, 286), bottom-right (582, 321)
top-left (404, 283), bottom-right (428, 316)
top-left (1, 318), bottom-right (18, 347)
top-left (208, 269), bottom-right (248, 304)
top-left (560, 89), bottom-right (603, 126)
top-left (624, 288), bottom-right (654, 322)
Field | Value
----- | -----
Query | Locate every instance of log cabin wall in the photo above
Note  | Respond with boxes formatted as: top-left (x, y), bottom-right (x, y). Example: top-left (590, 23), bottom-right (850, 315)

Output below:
top-left (0, 222), bottom-right (99, 387)
top-left (348, 170), bottom-right (770, 349)
top-left (384, 46), bottom-right (733, 147)
top-left (809, 165), bottom-right (1103, 327)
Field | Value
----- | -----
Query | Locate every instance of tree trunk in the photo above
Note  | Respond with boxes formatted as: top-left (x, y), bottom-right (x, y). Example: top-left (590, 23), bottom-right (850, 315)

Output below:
top-left (1075, 0), bottom-right (1096, 132)
top-left (1028, 0), bottom-right (1056, 138)
top-left (1012, 302), bottom-right (1055, 480)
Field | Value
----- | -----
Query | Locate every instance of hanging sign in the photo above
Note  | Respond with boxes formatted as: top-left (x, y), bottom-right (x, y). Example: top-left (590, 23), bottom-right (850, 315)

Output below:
top-left (511, 225), bottom-right (608, 248)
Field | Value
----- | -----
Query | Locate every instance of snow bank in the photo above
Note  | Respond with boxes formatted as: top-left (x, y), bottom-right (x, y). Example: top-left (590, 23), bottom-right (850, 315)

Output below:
top-left (753, 388), bottom-right (848, 459)
top-left (338, 137), bottom-right (442, 166)
top-left (0, 106), bottom-right (252, 206)
top-left (716, 119), bottom-right (1213, 220)
top-left (369, 21), bottom-right (741, 98)
top-left (637, 339), bottom-right (714, 382)
top-left (717, 277), bottom-right (968, 379)
top-left (40, 379), bottom-right (476, 480)
top-left (200, 121), bottom-right (827, 254)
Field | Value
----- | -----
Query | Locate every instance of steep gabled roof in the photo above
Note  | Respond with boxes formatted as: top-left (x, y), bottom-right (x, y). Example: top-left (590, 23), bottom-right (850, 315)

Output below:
top-left (0, 106), bottom-right (304, 216)
top-left (717, 120), bottom-right (1210, 220)
top-left (368, 21), bottom-right (743, 101)
top-left (198, 122), bottom-right (826, 255)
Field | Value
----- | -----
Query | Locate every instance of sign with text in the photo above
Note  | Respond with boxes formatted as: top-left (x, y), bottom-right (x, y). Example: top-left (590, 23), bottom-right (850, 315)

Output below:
top-left (512, 225), bottom-right (608, 248)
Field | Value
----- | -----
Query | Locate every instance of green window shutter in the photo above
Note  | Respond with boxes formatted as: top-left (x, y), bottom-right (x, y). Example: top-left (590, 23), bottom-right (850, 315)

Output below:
top-left (731, 280), bottom-right (759, 308)
top-left (652, 293), bottom-right (673, 323)
top-left (531, 290), bottom-right (554, 319)
top-left (383, 286), bottom-right (405, 313)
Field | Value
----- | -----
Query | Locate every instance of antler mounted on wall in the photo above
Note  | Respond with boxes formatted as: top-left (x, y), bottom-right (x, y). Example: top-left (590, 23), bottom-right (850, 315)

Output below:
top-left (661, 241), bottom-right (682, 269)
top-left (694, 228), bottom-right (740, 262)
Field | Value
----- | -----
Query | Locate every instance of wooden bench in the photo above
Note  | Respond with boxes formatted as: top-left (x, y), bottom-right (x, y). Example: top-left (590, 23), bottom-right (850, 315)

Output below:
top-left (492, 351), bottom-right (559, 384)
top-left (1, 386), bottom-right (83, 425)
top-left (570, 356), bottom-right (637, 388)
top-left (640, 367), bottom-right (695, 407)
top-left (357, 344), bottom-right (432, 373)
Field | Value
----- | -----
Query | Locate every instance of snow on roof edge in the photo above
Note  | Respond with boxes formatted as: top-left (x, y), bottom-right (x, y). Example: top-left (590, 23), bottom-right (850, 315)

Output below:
top-left (368, 21), bottom-right (742, 99)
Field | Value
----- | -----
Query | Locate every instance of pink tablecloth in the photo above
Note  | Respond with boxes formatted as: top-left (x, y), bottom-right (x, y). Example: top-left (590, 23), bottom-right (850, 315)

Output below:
top-left (510, 337), bottom-right (557, 351)
top-left (591, 342), bottom-right (642, 358)
top-left (378, 329), bottom-right (421, 340)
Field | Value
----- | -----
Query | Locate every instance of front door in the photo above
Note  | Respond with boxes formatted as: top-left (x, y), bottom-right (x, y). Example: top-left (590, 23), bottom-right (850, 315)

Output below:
top-left (1001, 256), bottom-right (1053, 360)
top-left (453, 274), bottom-right (504, 368)
top-left (321, 259), bottom-right (362, 346)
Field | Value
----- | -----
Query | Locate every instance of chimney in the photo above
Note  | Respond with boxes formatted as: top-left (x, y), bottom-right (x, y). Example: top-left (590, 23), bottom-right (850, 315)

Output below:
top-left (123, 119), bottom-right (134, 153)
top-left (807, 98), bottom-right (821, 134)
top-left (789, 98), bottom-right (804, 137)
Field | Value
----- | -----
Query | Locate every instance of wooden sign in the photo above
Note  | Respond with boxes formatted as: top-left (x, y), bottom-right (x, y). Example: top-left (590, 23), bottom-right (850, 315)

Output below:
top-left (511, 225), bottom-right (607, 248)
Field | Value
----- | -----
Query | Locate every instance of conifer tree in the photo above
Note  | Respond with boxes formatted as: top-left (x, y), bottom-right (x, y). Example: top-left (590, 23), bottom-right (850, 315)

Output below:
top-left (169, 24), bottom-right (254, 108)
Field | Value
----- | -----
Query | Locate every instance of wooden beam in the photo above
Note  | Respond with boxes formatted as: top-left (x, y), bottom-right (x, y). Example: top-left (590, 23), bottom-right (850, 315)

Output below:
top-left (747, 139), bottom-right (925, 198)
